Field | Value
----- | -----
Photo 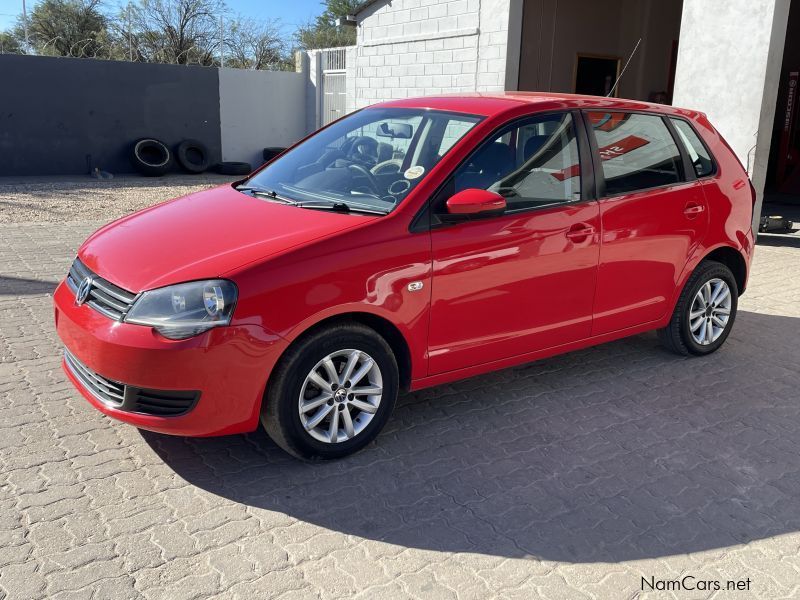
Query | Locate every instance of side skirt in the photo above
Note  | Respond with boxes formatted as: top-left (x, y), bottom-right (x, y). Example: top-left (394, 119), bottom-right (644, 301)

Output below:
top-left (409, 318), bottom-right (667, 392)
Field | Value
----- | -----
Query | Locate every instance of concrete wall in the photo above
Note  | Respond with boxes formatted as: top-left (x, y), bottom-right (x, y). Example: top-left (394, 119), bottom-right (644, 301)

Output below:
top-left (219, 68), bottom-right (306, 167)
top-left (304, 49), bottom-right (323, 132)
top-left (345, 46), bottom-right (358, 116)
top-left (0, 54), bottom-right (307, 177)
top-left (354, 0), bottom-right (512, 108)
top-left (0, 54), bottom-right (221, 176)
top-left (673, 0), bottom-right (790, 226)
top-left (516, 0), bottom-right (682, 100)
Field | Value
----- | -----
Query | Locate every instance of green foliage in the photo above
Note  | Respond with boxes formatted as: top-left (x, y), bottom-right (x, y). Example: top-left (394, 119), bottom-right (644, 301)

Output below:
top-left (295, 0), bottom-right (360, 50)
top-left (16, 0), bottom-right (110, 57)
top-left (0, 31), bottom-right (24, 54)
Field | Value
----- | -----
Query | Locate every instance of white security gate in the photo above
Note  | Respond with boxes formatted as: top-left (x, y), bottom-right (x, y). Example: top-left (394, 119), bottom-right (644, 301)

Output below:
top-left (321, 48), bottom-right (348, 125)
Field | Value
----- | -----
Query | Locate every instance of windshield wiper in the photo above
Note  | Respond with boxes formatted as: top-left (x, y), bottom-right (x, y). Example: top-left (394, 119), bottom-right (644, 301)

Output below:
top-left (236, 186), bottom-right (298, 205)
top-left (237, 186), bottom-right (387, 215)
top-left (296, 201), bottom-right (388, 215)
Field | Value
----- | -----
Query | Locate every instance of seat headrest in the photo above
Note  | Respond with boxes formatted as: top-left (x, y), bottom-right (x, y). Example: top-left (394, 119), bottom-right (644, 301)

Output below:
top-left (524, 135), bottom-right (550, 161)
top-left (474, 142), bottom-right (512, 176)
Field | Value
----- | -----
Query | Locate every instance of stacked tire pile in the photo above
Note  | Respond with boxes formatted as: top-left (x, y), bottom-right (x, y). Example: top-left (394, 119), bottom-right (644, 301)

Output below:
top-left (130, 138), bottom-right (254, 177)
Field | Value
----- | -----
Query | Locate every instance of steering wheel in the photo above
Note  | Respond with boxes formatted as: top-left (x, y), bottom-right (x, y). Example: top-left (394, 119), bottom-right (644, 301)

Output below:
top-left (348, 164), bottom-right (382, 196)
top-left (346, 136), bottom-right (379, 166)
top-left (371, 159), bottom-right (403, 176)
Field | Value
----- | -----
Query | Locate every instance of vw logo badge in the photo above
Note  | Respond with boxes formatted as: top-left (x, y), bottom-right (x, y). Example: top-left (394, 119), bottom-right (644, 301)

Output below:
top-left (75, 277), bottom-right (93, 306)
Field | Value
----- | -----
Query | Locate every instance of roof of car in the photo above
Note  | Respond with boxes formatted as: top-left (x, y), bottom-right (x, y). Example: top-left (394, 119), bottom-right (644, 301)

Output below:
top-left (373, 92), bottom-right (701, 120)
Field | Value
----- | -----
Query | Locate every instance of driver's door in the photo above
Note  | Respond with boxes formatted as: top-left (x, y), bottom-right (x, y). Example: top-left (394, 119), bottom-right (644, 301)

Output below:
top-left (427, 112), bottom-right (600, 375)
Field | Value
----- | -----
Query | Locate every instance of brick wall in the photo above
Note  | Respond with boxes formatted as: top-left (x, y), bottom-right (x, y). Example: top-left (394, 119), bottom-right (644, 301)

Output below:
top-left (354, 0), bottom-right (512, 108)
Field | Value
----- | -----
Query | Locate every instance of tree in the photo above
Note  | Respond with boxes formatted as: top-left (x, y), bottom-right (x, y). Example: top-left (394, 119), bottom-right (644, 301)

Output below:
top-left (12, 0), bottom-right (110, 58)
top-left (0, 31), bottom-right (24, 54)
top-left (225, 18), bottom-right (290, 70)
top-left (295, 0), bottom-right (360, 50)
top-left (125, 0), bottom-right (225, 65)
top-left (0, 0), bottom-right (300, 69)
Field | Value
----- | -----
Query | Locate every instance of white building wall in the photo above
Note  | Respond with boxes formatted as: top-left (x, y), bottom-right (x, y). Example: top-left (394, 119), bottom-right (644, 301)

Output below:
top-left (219, 68), bottom-right (307, 167)
top-left (672, 0), bottom-right (790, 228)
top-left (355, 0), bottom-right (512, 108)
top-left (345, 46), bottom-right (358, 115)
top-left (302, 49), bottom-right (323, 133)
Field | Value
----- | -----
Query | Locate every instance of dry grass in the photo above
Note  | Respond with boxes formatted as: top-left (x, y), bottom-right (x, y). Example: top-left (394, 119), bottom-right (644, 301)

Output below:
top-left (0, 174), bottom-right (238, 224)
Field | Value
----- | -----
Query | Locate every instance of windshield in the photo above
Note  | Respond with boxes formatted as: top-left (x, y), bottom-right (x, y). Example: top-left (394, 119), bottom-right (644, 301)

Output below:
top-left (241, 108), bottom-right (482, 214)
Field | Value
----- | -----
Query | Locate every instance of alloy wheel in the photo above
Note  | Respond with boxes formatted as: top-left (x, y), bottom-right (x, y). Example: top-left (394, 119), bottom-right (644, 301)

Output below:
top-left (688, 278), bottom-right (732, 345)
top-left (298, 349), bottom-right (383, 443)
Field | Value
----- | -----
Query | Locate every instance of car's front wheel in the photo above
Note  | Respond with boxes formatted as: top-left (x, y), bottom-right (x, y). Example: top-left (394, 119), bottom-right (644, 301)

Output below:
top-left (261, 323), bottom-right (399, 460)
top-left (658, 260), bottom-right (738, 356)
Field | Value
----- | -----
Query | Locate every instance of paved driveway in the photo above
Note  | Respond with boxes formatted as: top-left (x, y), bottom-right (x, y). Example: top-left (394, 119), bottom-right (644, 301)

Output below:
top-left (2, 201), bottom-right (800, 598)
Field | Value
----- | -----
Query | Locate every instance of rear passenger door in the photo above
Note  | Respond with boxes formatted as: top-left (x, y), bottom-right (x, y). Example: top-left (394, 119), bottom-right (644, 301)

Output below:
top-left (585, 111), bottom-right (709, 335)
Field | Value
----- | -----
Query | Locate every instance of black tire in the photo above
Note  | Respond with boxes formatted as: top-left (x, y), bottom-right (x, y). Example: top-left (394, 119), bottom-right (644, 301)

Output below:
top-left (214, 161), bottom-right (252, 175)
top-left (262, 146), bottom-right (286, 162)
top-left (261, 323), bottom-right (399, 460)
top-left (175, 139), bottom-right (210, 173)
top-left (658, 260), bottom-right (738, 356)
top-left (131, 138), bottom-right (172, 176)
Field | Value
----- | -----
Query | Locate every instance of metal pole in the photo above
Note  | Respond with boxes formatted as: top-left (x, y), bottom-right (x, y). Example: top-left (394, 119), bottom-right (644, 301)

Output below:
top-left (128, 4), bottom-right (132, 61)
top-left (219, 14), bottom-right (224, 68)
top-left (21, 0), bottom-right (30, 49)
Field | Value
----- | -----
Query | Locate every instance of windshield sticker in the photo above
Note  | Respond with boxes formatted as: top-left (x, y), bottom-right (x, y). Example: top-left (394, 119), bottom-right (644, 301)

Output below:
top-left (404, 166), bottom-right (425, 180)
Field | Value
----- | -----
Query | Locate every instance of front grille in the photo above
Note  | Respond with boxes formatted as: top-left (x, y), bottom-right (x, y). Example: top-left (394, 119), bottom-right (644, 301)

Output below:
top-left (64, 348), bottom-right (125, 407)
top-left (63, 349), bottom-right (199, 417)
top-left (66, 258), bottom-right (137, 321)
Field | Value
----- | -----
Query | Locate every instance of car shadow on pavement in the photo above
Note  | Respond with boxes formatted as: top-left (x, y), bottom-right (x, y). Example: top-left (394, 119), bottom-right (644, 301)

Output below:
top-left (143, 310), bottom-right (800, 563)
top-left (0, 275), bottom-right (58, 296)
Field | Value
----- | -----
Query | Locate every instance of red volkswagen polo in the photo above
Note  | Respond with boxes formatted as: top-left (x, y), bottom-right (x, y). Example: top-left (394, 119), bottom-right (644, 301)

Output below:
top-left (54, 93), bottom-right (755, 459)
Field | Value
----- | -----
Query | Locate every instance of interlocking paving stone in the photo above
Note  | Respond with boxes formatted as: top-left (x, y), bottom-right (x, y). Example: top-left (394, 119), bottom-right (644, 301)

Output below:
top-left (1, 214), bottom-right (800, 599)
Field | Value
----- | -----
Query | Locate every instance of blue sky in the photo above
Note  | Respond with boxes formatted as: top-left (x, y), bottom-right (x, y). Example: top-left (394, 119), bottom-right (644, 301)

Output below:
top-left (0, 0), bottom-right (326, 38)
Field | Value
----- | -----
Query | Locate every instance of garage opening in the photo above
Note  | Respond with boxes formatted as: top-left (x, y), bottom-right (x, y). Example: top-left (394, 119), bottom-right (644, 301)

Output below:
top-left (516, 0), bottom-right (683, 104)
top-left (763, 0), bottom-right (800, 234)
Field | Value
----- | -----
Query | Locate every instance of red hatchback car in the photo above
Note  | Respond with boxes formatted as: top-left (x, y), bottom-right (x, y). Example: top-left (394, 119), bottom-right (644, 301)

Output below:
top-left (54, 93), bottom-right (755, 459)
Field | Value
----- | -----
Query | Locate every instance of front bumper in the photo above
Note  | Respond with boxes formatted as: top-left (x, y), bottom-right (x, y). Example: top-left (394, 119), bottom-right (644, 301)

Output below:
top-left (54, 280), bottom-right (288, 436)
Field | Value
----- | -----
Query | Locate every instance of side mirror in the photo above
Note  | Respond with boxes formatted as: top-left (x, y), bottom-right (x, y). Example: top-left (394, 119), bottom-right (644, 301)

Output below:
top-left (444, 189), bottom-right (506, 220)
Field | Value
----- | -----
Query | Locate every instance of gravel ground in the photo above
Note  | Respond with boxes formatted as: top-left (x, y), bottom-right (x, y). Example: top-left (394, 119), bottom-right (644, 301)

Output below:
top-left (0, 174), bottom-right (238, 224)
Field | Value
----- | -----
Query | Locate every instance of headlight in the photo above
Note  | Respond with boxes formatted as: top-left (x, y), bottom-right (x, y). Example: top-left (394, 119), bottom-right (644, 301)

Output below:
top-left (125, 280), bottom-right (237, 340)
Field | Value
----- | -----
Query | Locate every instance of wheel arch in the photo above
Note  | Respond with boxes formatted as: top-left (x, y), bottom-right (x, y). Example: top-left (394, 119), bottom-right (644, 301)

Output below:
top-left (276, 311), bottom-right (414, 392)
top-left (667, 243), bottom-right (748, 323)
top-left (700, 245), bottom-right (748, 295)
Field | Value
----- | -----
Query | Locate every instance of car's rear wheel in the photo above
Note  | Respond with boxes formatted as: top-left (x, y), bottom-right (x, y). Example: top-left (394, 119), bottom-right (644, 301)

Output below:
top-left (658, 260), bottom-right (738, 356)
top-left (261, 323), bottom-right (398, 460)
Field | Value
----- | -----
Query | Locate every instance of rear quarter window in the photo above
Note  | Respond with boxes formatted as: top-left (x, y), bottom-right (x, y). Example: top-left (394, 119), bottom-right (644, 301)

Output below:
top-left (671, 118), bottom-right (715, 177)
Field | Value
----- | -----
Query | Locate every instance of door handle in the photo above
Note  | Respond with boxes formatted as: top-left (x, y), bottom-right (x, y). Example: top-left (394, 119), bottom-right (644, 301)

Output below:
top-left (683, 203), bottom-right (706, 218)
top-left (565, 224), bottom-right (595, 241)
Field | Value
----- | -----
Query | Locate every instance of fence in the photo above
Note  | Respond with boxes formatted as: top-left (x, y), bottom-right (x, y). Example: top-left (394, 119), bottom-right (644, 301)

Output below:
top-left (321, 48), bottom-right (349, 126)
top-left (304, 46), bottom-right (357, 132)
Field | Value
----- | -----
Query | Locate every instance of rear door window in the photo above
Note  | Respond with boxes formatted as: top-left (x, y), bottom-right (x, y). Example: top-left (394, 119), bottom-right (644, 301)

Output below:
top-left (586, 111), bottom-right (684, 196)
